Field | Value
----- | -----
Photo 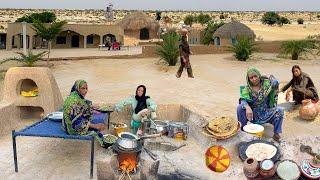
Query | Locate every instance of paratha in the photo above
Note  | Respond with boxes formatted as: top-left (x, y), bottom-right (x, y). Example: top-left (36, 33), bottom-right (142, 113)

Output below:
top-left (208, 117), bottom-right (238, 134)
top-left (245, 143), bottom-right (277, 161)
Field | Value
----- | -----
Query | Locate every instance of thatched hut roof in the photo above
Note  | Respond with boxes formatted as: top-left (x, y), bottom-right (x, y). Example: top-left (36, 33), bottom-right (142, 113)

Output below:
top-left (213, 21), bottom-right (255, 39)
top-left (117, 11), bottom-right (160, 31)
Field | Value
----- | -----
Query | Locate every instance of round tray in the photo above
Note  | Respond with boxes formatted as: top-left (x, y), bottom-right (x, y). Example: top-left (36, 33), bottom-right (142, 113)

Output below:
top-left (300, 159), bottom-right (320, 179)
top-left (238, 140), bottom-right (281, 162)
top-left (276, 159), bottom-right (301, 180)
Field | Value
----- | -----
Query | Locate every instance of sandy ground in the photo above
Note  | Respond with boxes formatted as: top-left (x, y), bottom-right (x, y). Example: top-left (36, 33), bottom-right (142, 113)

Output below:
top-left (0, 53), bottom-right (320, 179)
top-left (0, 47), bottom-right (142, 61)
top-left (246, 23), bottom-right (320, 41)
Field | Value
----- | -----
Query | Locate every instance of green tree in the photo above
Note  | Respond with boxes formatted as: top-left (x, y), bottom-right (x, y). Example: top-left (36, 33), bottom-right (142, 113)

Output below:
top-left (155, 11), bottom-right (162, 21)
top-left (228, 36), bottom-right (258, 61)
top-left (0, 51), bottom-right (48, 67)
top-left (156, 32), bottom-right (180, 66)
top-left (277, 17), bottom-right (291, 25)
top-left (197, 13), bottom-right (212, 25)
top-left (16, 12), bottom-right (56, 23)
top-left (184, 15), bottom-right (195, 26)
top-left (297, 18), bottom-right (304, 24)
top-left (32, 20), bottom-right (67, 66)
top-left (261, 12), bottom-right (280, 25)
top-left (201, 21), bottom-right (225, 45)
top-left (280, 40), bottom-right (315, 60)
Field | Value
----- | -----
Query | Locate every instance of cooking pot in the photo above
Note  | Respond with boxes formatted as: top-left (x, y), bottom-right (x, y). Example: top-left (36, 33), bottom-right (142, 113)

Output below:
top-left (150, 120), bottom-right (169, 135)
top-left (115, 132), bottom-right (161, 150)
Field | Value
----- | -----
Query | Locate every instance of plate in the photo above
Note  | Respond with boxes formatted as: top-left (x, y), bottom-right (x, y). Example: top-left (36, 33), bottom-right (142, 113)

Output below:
top-left (47, 112), bottom-right (63, 122)
top-left (300, 159), bottom-right (320, 179)
top-left (243, 123), bottom-right (264, 134)
top-left (238, 140), bottom-right (280, 162)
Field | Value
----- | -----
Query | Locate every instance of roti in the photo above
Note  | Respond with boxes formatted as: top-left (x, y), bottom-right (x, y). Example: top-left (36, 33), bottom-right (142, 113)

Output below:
top-left (245, 143), bottom-right (277, 161)
top-left (208, 117), bottom-right (237, 134)
top-left (243, 124), bottom-right (264, 134)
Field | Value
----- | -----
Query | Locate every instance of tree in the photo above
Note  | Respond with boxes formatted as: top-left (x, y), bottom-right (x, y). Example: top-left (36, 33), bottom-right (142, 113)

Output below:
top-left (16, 12), bottom-right (56, 23)
top-left (261, 12), bottom-right (280, 25)
top-left (219, 14), bottom-right (225, 19)
top-left (197, 13), bottom-right (212, 25)
top-left (278, 17), bottom-right (291, 25)
top-left (184, 15), bottom-right (195, 26)
top-left (280, 40), bottom-right (315, 60)
top-left (0, 51), bottom-right (48, 67)
top-left (155, 11), bottom-right (162, 21)
top-left (297, 18), bottom-right (304, 25)
top-left (228, 36), bottom-right (258, 61)
top-left (156, 32), bottom-right (180, 66)
top-left (32, 20), bottom-right (67, 66)
top-left (201, 21), bottom-right (225, 45)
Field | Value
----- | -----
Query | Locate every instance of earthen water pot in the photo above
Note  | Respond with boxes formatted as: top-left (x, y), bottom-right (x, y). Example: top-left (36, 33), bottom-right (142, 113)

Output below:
top-left (259, 159), bottom-right (276, 178)
top-left (243, 158), bottom-right (259, 179)
top-left (299, 99), bottom-right (319, 120)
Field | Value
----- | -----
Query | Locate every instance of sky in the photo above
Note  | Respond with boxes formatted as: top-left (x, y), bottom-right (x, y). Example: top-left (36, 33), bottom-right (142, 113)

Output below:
top-left (0, 0), bottom-right (319, 11)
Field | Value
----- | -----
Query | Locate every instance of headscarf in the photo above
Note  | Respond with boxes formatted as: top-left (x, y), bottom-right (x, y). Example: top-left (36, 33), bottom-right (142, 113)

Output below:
top-left (62, 80), bottom-right (92, 135)
top-left (240, 67), bottom-right (277, 107)
top-left (70, 80), bottom-right (87, 98)
top-left (134, 85), bottom-right (150, 114)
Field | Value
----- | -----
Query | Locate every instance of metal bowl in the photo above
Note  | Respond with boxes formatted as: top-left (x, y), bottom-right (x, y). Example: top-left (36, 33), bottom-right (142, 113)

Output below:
top-left (150, 120), bottom-right (169, 134)
top-left (116, 137), bottom-right (138, 150)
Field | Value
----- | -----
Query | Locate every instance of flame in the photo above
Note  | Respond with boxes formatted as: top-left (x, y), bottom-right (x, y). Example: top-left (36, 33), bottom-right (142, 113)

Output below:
top-left (118, 153), bottom-right (137, 173)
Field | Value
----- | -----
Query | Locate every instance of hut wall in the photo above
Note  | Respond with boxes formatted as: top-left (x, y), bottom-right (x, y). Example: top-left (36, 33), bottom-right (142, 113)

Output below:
top-left (86, 35), bottom-right (100, 48)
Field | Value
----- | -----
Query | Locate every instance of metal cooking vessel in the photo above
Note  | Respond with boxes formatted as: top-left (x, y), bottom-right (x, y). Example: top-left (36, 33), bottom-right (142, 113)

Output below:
top-left (150, 120), bottom-right (169, 134)
top-left (115, 132), bottom-right (161, 150)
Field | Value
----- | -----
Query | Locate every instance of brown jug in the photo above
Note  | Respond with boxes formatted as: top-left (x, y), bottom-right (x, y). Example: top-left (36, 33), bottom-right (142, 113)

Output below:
top-left (259, 159), bottom-right (276, 178)
top-left (243, 158), bottom-right (259, 179)
top-left (299, 99), bottom-right (319, 120)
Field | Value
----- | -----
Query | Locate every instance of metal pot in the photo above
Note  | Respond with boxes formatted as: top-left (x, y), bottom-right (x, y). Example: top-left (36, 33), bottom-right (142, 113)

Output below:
top-left (115, 132), bottom-right (161, 150)
top-left (150, 120), bottom-right (169, 134)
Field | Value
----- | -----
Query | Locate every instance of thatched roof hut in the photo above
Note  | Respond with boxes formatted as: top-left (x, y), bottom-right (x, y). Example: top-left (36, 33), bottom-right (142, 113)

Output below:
top-left (117, 11), bottom-right (160, 31)
top-left (213, 21), bottom-right (255, 39)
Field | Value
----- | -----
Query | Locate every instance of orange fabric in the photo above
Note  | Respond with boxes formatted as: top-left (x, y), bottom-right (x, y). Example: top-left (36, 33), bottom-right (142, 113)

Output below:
top-left (205, 146), bottom-right (230, 172)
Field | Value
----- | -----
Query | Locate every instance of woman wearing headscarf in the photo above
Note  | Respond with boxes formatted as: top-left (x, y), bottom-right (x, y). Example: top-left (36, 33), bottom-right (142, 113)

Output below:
top-left (176, 34), bottom-right (194, 78)
top-left (237, 67), bottom-right (284, 142)
top-left (62, 80), bottom-right (107, 146)
top-left (281, 65), bottom-right (319, 104)
top-left (115, 85), bottom-right (157, 134)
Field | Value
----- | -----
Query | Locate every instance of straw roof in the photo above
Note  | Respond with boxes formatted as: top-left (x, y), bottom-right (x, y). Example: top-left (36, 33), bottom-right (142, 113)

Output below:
top-left (117, 11), bottom-right (160, 31)
top-left (213, 21), bottom-right (255, 39)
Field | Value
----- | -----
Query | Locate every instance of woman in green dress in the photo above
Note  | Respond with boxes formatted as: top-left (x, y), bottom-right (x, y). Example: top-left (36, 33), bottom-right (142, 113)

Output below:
top-left (115, 85), bottom-right (157, 134)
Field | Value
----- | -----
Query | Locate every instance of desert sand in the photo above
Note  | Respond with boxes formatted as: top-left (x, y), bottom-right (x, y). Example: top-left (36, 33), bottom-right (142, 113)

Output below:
top-left (0, 53), bottom-right (320, 179)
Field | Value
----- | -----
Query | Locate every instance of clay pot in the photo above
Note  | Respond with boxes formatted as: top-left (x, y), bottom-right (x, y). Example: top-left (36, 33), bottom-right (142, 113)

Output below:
top-left (299, 99), bottom-right (319, 120)
top-left (243, 158), bottom-right (259, 179)
top-left (259, 159), bottom-right (276, 178)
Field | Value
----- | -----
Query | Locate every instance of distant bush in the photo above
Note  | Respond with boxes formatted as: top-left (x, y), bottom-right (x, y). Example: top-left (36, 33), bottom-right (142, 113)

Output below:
top-left (317, 14), bottom-right (320, 19)
top-left (297, 18), bottom-right (304, 25)
top-left (278, 17), bottom-right (291, 25)
top-left (201, 21), bottom-right (225, 45)
top-left (16, 12), bottom-right (56, 23)
top-left (280, 40), bottom-right (315, 60)
top-left (219, 14), bottom-right (225, 19)
top-left (155, 11), bottom-right (161, 21)
top-left (261, 12), bottom-right (280, 25)
top-left (197, 13), bottom-right (212, 25)
top-left (184, 15), bottom-right (195, 26)
top-left (228, 36), bottom-right (258, 61)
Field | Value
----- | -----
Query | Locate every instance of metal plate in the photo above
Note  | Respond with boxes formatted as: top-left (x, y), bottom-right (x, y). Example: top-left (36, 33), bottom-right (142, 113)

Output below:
top-left (238, 140), bottom-right (281, 162)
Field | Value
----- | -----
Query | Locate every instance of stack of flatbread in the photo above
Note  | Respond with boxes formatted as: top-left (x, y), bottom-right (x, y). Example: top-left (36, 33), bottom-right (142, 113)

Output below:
top-left (245, 143), bottom-right (277, 161)
top-left (204, 116), bottom-right (240, 139)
